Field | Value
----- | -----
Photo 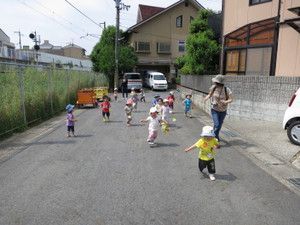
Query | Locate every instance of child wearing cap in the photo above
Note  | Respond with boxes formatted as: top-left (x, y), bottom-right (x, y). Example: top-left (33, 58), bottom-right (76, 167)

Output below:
top-left (183, 94), bottom-right (193, 118)
top-left (66, 104), bottom-right (76, 137)
top-left (113, 88), bottom-right (118, 101)
top-left (140, 107), bottom-right (167, 145)
top-left (140, 89), bottom-right (146, 102)
top-left (184, 126), bottom-right (219, 181)
top-left (167, 91), bottom-right (175, 113)
top-left (162, 99), bottom-right (171, 122)
top-left (100, 96), bottom-right (111, 122)
top-left (151, 95), bottom-right (160, 107)
top-left (130, 88), bottom-right (139, 110)
top-left (124, 99), bottom-right (134, 126)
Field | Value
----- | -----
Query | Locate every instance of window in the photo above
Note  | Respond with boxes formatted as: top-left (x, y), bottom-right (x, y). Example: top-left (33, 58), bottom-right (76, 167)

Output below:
top-left (246, 47), bottom-right (271, 75)
top-left (249, 0), bottom-right (272, 6)
top-left (135, 42), bottom-right (150, 53)
top-left (176, 16), bottom-right (183, 27)
top-left (225, 50), bottom-right (246, 75)
top-left (157, 42), bottom-right (171, 54)
top-left (178, 41), bottom-right (185, 52)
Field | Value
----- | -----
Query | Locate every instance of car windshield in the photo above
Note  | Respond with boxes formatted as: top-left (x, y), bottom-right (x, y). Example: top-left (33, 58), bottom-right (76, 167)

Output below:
top-left (153, 75), bottom-right (165, 80)
top-left (126, 74), bottom-right (140, 79)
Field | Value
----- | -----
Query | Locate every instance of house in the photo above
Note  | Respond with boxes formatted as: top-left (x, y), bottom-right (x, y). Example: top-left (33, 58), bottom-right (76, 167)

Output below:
top-left (63, 43), bottom-right (87, 60)
top-left (0, 28), bottom-right (15, 59)
top-left (126, 0), bottom-right (204, 80)
top-left (222, 0), bottom-right (300, 76)
top-left (39, 40), bottom-right (64, 56)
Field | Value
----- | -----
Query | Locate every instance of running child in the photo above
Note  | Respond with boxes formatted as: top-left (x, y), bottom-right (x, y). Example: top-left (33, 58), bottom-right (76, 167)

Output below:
top-left (184, 126), bottom-right (219, 181)
top-left (124, 99), bottom-right (134, 126)
top-left (140, 107), bottom-right (167, 146)
top-left (155, 98), bottom-right (164, 116)
top-left (140, 89), bottom-right (146, 102)
top-left (167, 91), bottom-right (175, 113)
top-left (151, 95), bottom-right (160, 107)
top-left (100, 96), bottom-right (111, 122)
top-left (66, 104), bottom-right (77, 137)
top-left (183, 94), bottom-right (192, 118)
top-left (130, 88), bottom-right (139, 110)
top-left (113, 88), bottom-right (118, 101)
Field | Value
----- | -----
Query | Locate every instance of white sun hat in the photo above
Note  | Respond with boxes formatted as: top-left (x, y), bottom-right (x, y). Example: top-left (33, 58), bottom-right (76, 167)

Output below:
top-left (200, 126), bottom-right (215, 137)
top-left (149, 107), bottom-right (158, 113)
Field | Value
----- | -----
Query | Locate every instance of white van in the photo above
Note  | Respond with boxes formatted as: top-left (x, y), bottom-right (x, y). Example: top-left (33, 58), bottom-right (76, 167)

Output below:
top-left (145, 71), bottom-right (168, 91)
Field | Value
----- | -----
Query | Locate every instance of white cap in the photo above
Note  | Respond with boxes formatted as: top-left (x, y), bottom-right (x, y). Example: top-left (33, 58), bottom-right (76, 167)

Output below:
top-left (149, 107), bottom-right (157, 113)
top-left (200, 126), bottom-right (215, 137)
top-left (163, 99), bottom-right (169, 103)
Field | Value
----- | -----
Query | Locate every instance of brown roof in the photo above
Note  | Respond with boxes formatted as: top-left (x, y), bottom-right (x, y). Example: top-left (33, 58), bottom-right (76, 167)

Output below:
top-left (139, 4), bottom-right (165, 21)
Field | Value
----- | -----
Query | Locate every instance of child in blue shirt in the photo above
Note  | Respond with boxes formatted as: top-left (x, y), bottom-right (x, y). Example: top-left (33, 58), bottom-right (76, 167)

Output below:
top-left (183, 94), bottom-right (192, 118)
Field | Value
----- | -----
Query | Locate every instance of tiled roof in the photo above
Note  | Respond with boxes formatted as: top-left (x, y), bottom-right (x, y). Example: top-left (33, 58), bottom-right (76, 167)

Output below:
top-left (139, 4), bottom-right (165, 21)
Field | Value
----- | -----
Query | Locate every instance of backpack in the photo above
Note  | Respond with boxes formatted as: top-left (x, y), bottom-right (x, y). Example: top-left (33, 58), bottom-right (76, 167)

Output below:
top-left (211, 86), bottom-right (228, 100)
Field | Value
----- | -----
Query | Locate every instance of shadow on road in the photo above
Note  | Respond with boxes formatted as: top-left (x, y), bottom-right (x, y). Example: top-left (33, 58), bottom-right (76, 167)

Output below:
top-left (74, 134), bottom-right (93, 138)
top-left (156, 143), bottom-right (180, 147)
top-left (215, 172), bottom-right (237, 182)
top-left (221, 139), bottom-right (256, 150)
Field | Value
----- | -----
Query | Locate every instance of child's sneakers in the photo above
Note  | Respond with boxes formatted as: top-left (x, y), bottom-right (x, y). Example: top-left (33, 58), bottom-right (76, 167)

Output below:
top-left (209, 174), bottom-right (216, 181)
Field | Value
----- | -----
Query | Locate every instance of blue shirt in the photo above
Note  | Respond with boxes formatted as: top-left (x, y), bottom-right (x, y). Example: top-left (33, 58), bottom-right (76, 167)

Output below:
top-left (183, 99), bottom-right (192, 109)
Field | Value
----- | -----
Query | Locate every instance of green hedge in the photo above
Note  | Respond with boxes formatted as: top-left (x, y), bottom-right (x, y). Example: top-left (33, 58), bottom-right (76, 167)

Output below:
top-left (0, 65), bottom-right (107, 137)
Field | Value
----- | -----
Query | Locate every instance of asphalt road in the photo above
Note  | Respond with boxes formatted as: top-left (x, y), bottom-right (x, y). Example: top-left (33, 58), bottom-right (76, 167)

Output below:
top-left (0, 91), bottom-right (299, 225)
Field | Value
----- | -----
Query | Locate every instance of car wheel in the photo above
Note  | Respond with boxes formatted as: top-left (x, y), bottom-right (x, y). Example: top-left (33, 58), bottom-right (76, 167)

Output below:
top-left (287, 120), bottom-right (300, 146)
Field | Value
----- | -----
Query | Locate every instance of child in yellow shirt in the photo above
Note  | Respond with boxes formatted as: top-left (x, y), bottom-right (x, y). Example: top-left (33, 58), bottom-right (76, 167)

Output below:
top-left (184, 126), bottom-right (219, 181)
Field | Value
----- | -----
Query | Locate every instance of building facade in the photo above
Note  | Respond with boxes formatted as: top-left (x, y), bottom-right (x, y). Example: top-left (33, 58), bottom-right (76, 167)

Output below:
top-left (0, 29), bottom-right (15, 59)
top-left (127, 0), bottom-right (203, 80)
top-left (222, 0), bottom-right (300, 76)
top-left (63, 43), bottom-right (87, 60)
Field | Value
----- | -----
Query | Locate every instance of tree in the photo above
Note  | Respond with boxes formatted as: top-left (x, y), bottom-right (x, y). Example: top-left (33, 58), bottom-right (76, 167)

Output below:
top-left (177, 9), bottom-right (220, 75)
top-left (91, 26), bottom-right (137, 88)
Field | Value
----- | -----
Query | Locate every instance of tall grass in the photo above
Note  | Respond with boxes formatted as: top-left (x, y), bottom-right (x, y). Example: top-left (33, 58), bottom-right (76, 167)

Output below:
top-left (0, 64), bottom-right (107, 137)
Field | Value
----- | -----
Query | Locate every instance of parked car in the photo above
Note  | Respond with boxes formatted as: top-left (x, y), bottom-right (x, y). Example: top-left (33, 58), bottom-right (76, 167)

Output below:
top-left (122, 72), bottom-right (142, 91)
top-left (283, 87), bottom-right (300, 145)
top-left (145, 71), bottom-right (168, 91)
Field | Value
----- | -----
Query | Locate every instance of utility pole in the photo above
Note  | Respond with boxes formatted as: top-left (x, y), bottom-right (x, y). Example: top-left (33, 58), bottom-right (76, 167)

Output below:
top-left (14, 30), bottom-right (23, 49)
top-left (114, 0), bottom-right (130, 89)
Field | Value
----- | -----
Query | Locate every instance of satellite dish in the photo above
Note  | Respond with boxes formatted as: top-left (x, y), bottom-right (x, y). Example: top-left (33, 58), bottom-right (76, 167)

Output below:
top-left (29, 33), bottom-right (35, 39)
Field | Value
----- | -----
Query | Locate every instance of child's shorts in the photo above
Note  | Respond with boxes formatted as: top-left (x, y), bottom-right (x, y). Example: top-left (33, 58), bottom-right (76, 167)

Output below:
top-left (67, 126), bottom-right (74, 132)
top-left (198, 158), bottom-right (215, 174)
top-left (102, 112), bottom-right (110, 117)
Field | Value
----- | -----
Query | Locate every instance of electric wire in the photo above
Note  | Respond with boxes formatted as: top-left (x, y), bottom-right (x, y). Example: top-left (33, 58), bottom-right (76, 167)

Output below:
top-left (64, 0), bottom-right (102, 28)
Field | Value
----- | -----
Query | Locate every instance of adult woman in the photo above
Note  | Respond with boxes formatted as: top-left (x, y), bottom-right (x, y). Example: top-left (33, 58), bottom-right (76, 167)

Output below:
top-left (204, 75), bottom-right (233, 144)
top-left (121, 78), bottom-right (128, 98)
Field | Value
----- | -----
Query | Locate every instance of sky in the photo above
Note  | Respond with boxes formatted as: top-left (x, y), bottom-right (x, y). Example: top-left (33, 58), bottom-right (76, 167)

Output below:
top-left (1, 0), bottom-right (222, 55)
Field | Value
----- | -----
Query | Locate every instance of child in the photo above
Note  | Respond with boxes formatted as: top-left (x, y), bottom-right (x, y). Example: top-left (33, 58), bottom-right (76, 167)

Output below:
top-left (130, 88), bottom-right (139, 110)
top-left (167, 91), bottom-right (175, 113)
top-left (113, 88), bottom-right (118, 101)
top-left (155, 98), bottom-right (164, 116)
top-left (100, 96), bottom-right (111, 122)
top-left (124, 99), bottom-right (133, 126)
top-left (151, 95), bottom-right (160, 107)
top-left (183, 94), bottom-right (192, 118)
top-left (184, 126), bottom-right (219, 181)
top-left (66, 104), bottom-right (76, 137)
top-left (140, 107), bottom-right (167, 145)
top-left (162, 99), bottom-right (171, 122)
top-left (140, 89), bottom-right (146, 102)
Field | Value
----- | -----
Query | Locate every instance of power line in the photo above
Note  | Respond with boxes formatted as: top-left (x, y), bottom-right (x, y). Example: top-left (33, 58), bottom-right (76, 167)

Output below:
top-left (18, 0), bottom-right (94, 43)
top-left (32, 0), bottom-right (87, 33)
top-left (64, 0), bottom-right (102, 28)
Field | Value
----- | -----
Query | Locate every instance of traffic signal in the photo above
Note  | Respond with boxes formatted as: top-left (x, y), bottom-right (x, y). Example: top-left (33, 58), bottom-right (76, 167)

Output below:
top-left (29, 32), bottom-right (40, 51)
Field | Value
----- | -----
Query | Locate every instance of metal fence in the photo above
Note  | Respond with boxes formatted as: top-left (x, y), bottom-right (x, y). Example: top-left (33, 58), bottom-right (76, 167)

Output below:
top-left (0, 62), bottom-right (107, 137)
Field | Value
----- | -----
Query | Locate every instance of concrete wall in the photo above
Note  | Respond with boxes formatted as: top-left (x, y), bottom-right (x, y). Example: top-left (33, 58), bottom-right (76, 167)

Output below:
top-left (180, 75), bottom-right (300, 122)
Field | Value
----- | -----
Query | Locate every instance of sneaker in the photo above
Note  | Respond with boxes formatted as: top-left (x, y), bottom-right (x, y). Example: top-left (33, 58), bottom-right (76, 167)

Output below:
top-left (103, 118), bottom-right (106, 122)
top-left (209, 174), bottom-right (216, 181)
top-left (148, 141), bottom-right (154, 145)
